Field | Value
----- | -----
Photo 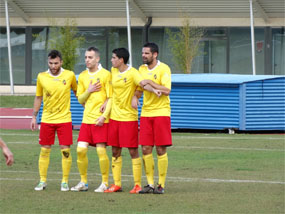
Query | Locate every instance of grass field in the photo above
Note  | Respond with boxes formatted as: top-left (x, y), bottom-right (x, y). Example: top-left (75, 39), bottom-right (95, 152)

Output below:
top-left (0, 96), bottom-right (34, 108)
top-left (0, 129), bottom-right (284, 214)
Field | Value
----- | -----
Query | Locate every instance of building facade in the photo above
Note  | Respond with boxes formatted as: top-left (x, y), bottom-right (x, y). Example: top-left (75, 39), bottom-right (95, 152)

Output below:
top-left (0, 0), bottom-right (284, 86)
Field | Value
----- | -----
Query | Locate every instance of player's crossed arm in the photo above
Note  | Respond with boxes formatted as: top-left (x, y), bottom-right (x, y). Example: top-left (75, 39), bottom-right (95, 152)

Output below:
top-left (141, 79), bottom-right (170, 96)
top-left (139, 80), bottom-right (162, 97)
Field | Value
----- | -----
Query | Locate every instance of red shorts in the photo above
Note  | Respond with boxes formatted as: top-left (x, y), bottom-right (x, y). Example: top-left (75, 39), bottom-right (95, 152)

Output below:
top-left (39, 122), bottom-right (73, 146)
top-left (139, 116), bottom-right (172, 147)
top-left (77, 123), bottom-right (108, 146)
top-left (108, 119), bottom-right (138, 148)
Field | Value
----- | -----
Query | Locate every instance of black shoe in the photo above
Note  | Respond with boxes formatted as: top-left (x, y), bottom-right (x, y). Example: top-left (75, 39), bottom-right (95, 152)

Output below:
top-left (153, 184), bottom-right (164, 194)
top-left (139, 185), bottom-right (154, 194)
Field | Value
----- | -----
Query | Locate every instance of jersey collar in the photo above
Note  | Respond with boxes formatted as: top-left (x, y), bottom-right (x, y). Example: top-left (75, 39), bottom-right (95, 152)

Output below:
top-left (146, 60), bottom-right (160, 71)
top-left (87, 63), bottom-right (102, 75)
top-left (47, 67), bottom-right (64, 77)
top-left (119, 64), bottom-right (131, 74)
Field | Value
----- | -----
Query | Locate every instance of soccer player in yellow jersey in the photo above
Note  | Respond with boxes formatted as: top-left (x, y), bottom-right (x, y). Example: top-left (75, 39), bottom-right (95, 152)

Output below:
top-left (104, 48), bottom-right (161, 194)
top-left (31, 50), bottom-right (77, 191)
top-left (71, 47), bottom-right (111, 192)
top-left (136, 43), bottom-right (172, 194)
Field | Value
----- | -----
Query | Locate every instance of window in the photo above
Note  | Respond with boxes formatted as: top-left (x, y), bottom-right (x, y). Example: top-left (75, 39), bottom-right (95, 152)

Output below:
top-left (272, 28), bottom-right (285, 75)
top-left (32, 27), bottom-right (48, 84)
top-left (0, 28), bottom-right (25, 84)
top-left (229, 28), bottom-right (265, 75)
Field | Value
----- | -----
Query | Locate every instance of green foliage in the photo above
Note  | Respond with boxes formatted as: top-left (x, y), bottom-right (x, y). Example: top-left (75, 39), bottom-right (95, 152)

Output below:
top-left (47, 18), bottom-right (84, 71)
top-left (166, 18), bottom-right (204, 73)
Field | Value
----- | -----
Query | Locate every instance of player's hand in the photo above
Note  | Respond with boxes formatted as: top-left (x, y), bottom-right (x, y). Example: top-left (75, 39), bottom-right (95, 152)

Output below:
top-left (131, 96), bottom-right (140, 109)
top-left (100, 100), bottom-right (108, 113)
top-left (95, 116), bottom-right (105, 126)
top-left (153, 89), bottom-right (162, 97)
top-left (30, 117), bottom-right (37, 131)
top-left (88, 81), bottom-right (101, 93)
top-left (2, 146), bottom-right (14, 166)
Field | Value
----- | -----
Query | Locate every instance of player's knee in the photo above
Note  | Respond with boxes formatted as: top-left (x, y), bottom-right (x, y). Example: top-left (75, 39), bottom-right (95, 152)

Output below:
top-left (129, 148), bottom-right (139, 159)
top-left (142, 146), bottom-right (152, 155)
top-left (156, 146), bottom-right (167, 156)
top-left (112, 147), bottom-right (121, 158)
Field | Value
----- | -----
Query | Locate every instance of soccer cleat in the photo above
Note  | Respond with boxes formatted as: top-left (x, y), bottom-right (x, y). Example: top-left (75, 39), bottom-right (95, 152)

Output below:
top-left (61, 182), bottom-right (70, 191)
top-left (153, 184), bottom-right (164, 194)
top-left (129, 184), bottom-right (142, 194)
top-left (139, 184), bottom-right (154, 194)
top-left (94, 182), bottom-right (108, 193)
top-left (104, 184), bottom-right (122, 193)
top-left (34, 181), bottom-right (47, 191)
top-left (71, 182), bottom-right (88, 192)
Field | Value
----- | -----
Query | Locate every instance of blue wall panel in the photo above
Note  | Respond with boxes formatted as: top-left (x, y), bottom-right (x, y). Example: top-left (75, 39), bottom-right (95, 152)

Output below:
top-left (244, 78), bottom-right (285, 130)
top-left (70, 91), bottom-right (84, 125)
top-left (170, 84), bottom-right (240, 130)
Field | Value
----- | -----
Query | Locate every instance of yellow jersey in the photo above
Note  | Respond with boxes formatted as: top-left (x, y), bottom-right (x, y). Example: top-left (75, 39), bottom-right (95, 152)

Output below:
top-left (139, 61), bottom-right (171, 117)
top-left (110, 66), bottom-right (143, 121)
top-left (36, 68), bottom-right (77, 123)
top-left (77, 65), bottom-right (112, 124)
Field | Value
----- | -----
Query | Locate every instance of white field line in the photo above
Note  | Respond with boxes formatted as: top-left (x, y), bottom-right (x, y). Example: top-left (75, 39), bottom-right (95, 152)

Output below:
top-left (5, 141), bottom-right (284, 152)
top-left (167, 176), bottom-right (285, 185)
top-left (171, 146), bottom-right (284, 152)
top-left (0, 116), bottom-right (32, 119)
top-left (1, 133), bottom-right (285, 141)
top-left (0, 133), bottom-right (39, 136)
top-left (11, 108), bottom-right (32, 110)
top-left (1, 170), bottom-right (284, 185)
top-left (173, 135), bottom-right (285, 140)
top-left (0, 178), bottom-right (129, 182)
top-left (0, 133), bottom-right (78, 137)
top-left (6, 142), bottom-right (37, 145)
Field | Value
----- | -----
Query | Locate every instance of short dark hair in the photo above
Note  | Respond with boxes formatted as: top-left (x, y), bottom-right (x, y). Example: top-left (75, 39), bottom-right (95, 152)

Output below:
top-left (143, 42), bottom-right (159, 54)
top-left (112, 48), bottom-right (129, 64)
top-left (87, 46), bottom-right (100, 56)
top-left (48, 50), bottom-right (62, 60)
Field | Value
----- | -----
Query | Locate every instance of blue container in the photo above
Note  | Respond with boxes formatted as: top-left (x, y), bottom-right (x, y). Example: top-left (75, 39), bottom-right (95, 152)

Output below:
top-left (170, 74), bottom-right (285, 130)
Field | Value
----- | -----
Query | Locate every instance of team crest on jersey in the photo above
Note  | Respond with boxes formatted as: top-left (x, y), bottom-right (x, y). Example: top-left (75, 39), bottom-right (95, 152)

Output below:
top-left (124, 77), bottom-right (127, 83)
top-left (46, 92), bottom-right (51, 97)
top-left (154, 74), bottom-right (157, 79)
top-left (62, 80), bottom-right (66, 85)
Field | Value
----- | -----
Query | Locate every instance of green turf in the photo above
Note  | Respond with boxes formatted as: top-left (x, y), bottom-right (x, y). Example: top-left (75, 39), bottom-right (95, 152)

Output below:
top-left (0, 129), bottom-right (284, 214)
top-left (0, 96), bottom-right (34, 108)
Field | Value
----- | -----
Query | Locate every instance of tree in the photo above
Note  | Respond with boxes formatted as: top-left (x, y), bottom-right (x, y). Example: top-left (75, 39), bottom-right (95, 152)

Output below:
top-left (47, 18), bottom-right (84, 71)
top-left (166, 18), bottom-right (204, 74)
